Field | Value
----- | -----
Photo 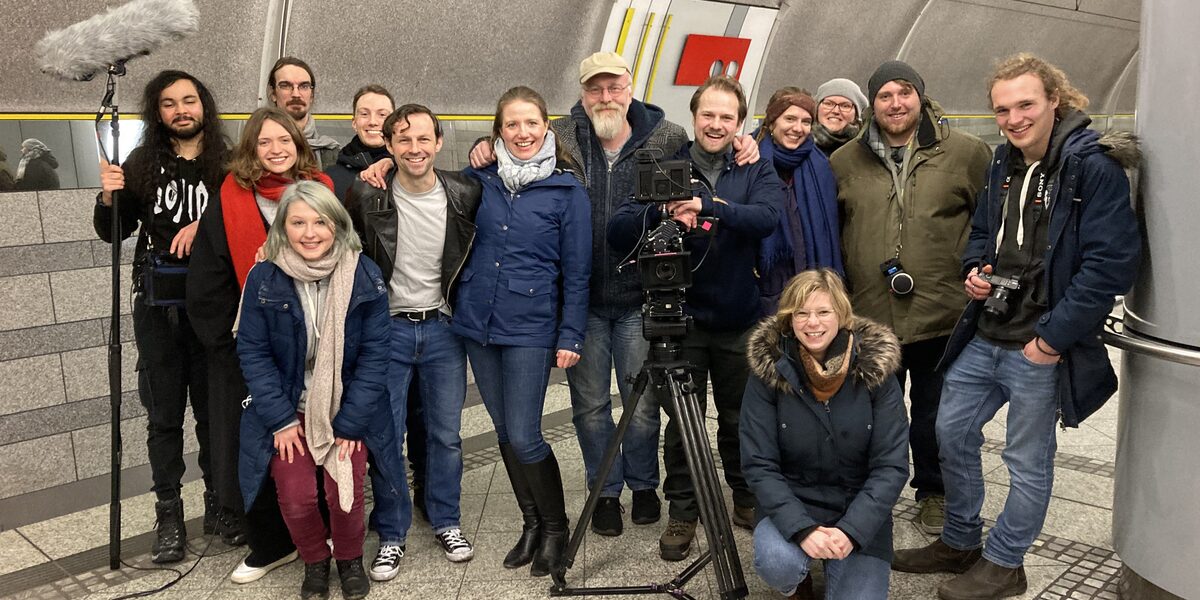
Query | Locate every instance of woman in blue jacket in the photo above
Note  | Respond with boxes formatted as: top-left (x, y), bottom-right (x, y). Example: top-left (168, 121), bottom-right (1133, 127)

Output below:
top-left (754, 89), bottom-right (843, 315)
top-left (236, 181), bottom-right (401, 600)
top-left (740, 270), bottom-right (908, 599)
top-left (453, 86), bottom-right (591, 577)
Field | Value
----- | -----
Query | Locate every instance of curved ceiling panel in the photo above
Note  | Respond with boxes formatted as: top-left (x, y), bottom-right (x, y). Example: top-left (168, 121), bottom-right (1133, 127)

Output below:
top-left (2, 0), bottom-right (271, 113)
top-left (284, 0), bottom-right (612, 115)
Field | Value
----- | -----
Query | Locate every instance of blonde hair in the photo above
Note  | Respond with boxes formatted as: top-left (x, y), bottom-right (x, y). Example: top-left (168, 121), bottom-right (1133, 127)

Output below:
top-left (989, 53), bottom-right (1089, 118)
top-left (263, 181), bottom-right (361, 260)
top-left (773, 269), bottom-right (854, 333)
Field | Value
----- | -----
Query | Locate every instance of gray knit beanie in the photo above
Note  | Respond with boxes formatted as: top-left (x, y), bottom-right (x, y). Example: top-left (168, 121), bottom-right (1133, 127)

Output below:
top-left (815, 78), bottom-right (868, 119)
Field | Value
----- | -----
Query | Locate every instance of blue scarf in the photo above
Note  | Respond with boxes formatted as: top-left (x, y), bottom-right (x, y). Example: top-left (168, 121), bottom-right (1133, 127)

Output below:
top-left (756, 132), bottom-right (844, 278)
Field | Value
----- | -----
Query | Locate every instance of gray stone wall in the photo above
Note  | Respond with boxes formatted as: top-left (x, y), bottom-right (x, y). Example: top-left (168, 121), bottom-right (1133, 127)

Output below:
top-left (0, 187), bottom-right (203, 506)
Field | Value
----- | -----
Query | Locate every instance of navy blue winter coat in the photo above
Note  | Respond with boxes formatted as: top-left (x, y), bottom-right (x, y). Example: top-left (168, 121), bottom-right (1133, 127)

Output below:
top-left (740, 317), bottom-right (909, 562)
top-left (942, 114), bottom-right (1140, 427)
top-left (235, 255), bottom-right (404, 510)
top-left (451, 164), bottom-right (591, 352)
top-left (607, 142), bottom-right (783, 332)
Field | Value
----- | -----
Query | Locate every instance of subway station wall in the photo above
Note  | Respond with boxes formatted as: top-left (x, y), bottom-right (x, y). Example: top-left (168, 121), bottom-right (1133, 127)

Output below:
top-left (0, 0), bottom-right (1141, 518)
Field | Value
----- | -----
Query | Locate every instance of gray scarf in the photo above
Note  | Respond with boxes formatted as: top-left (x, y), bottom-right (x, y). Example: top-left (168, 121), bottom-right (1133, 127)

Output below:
top-left (303, 116), bottom-right (341, 152)
top-left (495, 129), bottom-right (558, 192)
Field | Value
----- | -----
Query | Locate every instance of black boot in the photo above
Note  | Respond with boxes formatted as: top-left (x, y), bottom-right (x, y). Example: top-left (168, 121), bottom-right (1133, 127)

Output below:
top-left (204, 491), bottom-right (247, 546)
top-left (151, 497), bottom-right (186, 564)
top-left (203, 490), bottom-right (219, 535)
top-left (525, 450), bottom-right (569, 578)
top-left (336, 557), bottom-right (371, 600)
top-left (301, 558), bottom-right (331, 600)
top-left (499, 443), bottom-right (542, 568)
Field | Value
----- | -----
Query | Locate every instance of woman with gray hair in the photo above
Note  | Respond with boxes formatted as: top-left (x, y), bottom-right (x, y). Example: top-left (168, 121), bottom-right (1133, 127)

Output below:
top-left (14, 138), bottom-right (60, 191)
top-left (235, 180), bottom-right (402, 600)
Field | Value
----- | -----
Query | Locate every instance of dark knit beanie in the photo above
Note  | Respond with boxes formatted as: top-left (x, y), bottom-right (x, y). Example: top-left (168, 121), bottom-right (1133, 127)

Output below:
top-left (867, 60), bottom-right (926, 104)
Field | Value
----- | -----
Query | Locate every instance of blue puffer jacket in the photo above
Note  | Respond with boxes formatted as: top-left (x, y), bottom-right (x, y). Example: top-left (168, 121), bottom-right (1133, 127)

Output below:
top-left (235, 255), bottom-right (403, 510)
top-left (451, 164), bottom-right (592, 352)
top-left (942, 113), bottom-right (1141, 427)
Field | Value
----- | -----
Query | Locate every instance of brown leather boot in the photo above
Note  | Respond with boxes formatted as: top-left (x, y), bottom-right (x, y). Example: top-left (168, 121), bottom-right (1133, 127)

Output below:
top-left (891, 538), bottom-right (981, 574)
top-left (937, 557), bottom-right (1027, 600)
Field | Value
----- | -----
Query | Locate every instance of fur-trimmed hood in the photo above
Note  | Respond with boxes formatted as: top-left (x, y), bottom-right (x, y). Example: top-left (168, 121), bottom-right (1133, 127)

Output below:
top-left (747, 316), bottom-right (901, 396)
top-left (1097, 130), bottom-right (1140, 169)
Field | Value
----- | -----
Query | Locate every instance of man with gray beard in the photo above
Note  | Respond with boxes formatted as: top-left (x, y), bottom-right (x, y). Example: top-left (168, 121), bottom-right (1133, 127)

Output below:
top-left (465, 52), bottom-right (759, 537)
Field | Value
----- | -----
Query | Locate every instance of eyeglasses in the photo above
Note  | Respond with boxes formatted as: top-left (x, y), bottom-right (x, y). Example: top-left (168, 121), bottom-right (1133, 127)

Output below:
top-left (819, 99), bottom-right (855, 113)
top-left (792, 309), bottom-right (837, 322)
top-left (584, 83), bottom-right (631, 98)
top-left (274, 81), bottom-right (313, 93)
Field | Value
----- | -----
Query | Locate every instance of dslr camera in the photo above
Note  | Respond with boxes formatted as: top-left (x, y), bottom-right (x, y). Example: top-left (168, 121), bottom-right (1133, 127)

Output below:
top-left (880, 257), bottom-right (914, 295)
top-left (978, 271), bottom-right (1021, 317)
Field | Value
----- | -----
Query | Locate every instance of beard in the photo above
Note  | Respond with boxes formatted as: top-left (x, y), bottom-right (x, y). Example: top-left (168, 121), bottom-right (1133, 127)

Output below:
top-left (168, 118), bottom-right (203, 140)
top-left (879, 109), bottom-right (919, 139)
top-left (589, 103), bottom-right (627, 141)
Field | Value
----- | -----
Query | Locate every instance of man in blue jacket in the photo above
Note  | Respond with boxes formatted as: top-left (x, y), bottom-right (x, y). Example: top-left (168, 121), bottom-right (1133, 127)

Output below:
top-left (892, 54), bottom-right (1139, 600)
top-left (609, 75), bottom-right (783, 561)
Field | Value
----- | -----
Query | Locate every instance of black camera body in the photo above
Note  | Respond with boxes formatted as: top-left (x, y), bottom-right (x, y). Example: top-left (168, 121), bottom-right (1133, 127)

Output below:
top-left (633, 149), bottom-right (691, 204)
top-left (979, 271), bottom-right (1022, 317)
top-left (880, 257), bottom-right (915, 295)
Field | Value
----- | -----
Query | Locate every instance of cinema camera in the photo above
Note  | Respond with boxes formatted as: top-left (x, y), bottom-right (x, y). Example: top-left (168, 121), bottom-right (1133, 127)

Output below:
top-left (630, 149), bottom-right (715, 340)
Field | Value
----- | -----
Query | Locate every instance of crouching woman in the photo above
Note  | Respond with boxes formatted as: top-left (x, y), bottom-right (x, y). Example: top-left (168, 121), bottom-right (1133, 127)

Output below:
top-left (236, 180), bottom-right (399, 600)
top-left (740, 269), bottom-right (909, 599)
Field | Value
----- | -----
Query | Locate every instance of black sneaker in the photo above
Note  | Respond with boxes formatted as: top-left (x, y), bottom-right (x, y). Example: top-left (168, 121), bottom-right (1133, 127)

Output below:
top-left (435, 528), bottom-right (475, 562)
top-left (631, 489), bottom-right (661, 525)
top-left (151, 498), bottom-right (185, 564)
top-left (591, 498), bottom-right (623, 536)
top-left (370, 544), bottom-right (404, 581)
top-left (336, 557), bottom-right (371, 600)
top-left (301, 558), bottom-right (330, 600)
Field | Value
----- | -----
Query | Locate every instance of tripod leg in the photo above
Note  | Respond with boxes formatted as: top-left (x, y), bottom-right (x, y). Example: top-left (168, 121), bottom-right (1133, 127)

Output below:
top-left (664, 369), bottom-right (747, 599)
top-left (552, 368), bottom-right (652, 587)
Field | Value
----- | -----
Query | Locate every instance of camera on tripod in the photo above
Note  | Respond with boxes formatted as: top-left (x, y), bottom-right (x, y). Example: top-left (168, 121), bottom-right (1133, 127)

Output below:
top-left (979, 271), bottom-right (1021, 317)
top-left (628, 149), bottom-right (715, 340)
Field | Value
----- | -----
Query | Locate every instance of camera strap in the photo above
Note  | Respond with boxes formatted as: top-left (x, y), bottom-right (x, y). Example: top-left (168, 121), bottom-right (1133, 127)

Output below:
top-left (995, 160), bottom-right (1046, 251)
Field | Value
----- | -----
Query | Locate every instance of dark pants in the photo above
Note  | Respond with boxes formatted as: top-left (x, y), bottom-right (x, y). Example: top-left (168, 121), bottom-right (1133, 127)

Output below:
top-left (406, 374), bottom-right (427, 489)
top-left (206, 343), bottom-right (295, 560)
top-left (896, 335), bottom-right (948, 500)
top-left (132, 301), bottom-right (211, 501)
top-left (663, 324), bottom-right (755, 521)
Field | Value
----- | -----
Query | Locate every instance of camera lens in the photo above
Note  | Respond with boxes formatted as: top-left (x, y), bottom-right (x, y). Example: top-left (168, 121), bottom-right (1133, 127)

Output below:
top-left (890, 272), bottom-right (914, 295)
top-left (655, 262), bottom-right (678, 282)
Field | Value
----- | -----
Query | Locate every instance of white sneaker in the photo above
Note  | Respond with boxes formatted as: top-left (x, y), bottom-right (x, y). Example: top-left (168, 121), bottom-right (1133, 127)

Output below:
top-left (435, 528), bottom-right (474, 562)
top-left (230, 550), bottom-right (298, 584)
top-left (370, 544), bottom-right (405, 581)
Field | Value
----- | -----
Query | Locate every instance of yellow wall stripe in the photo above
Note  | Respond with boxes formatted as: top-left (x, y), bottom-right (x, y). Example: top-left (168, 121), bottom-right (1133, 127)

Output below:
top-left (644, 14), bottom-right (673, 104)
top-left (615, 8), bottom-right (635, 54)
top-left (631, 12), bottom-right (656, 89)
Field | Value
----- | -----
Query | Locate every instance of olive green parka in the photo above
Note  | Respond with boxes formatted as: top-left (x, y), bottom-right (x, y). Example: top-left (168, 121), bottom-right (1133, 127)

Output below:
top-left (830, 100), bottom-right (991, 344)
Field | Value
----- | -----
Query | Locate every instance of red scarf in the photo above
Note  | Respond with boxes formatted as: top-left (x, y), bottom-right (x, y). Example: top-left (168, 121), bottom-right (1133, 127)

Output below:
top-left (220, 171), bottom-right (334, 288)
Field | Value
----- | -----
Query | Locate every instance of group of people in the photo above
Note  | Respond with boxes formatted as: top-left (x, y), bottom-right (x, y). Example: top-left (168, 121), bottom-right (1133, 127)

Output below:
top-left (0, 138), bottom-right (61, 191)
top-left (91, 47), bottom-right (1139, 600)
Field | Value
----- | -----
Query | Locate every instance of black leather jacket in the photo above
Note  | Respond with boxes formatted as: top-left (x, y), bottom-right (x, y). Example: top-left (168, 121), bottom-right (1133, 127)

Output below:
top-left (344, 169), bottom-right (481, 307)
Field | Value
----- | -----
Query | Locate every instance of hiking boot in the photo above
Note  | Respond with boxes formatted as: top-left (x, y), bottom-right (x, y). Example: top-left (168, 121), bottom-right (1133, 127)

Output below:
top-left (659, 518), bottom-right (697, 561)
top-left (336, 557), bottom-right (371, 600)
top-left (301, 558), bottom-right (331, 600)
top-left (892, 538), bottom-right (982, 574)
top-left (631, 489), bottom-right (661, 525)
top-left (937, 557), bottom-right (1027, 600)
top-left (591, 497), bottom-right (623, 536)
top-left (436, 528), bottom-right (475, 563)
top-left (732, 505), bottom-right (755, 530)
top-left (151, 497), bottom-right (185, 564)
top-left (203, 490), bottom-right (219, 535)
top-left (369, 544), bottom-right (404, 581)
top-left (917, 495), bottom-right (946, 535)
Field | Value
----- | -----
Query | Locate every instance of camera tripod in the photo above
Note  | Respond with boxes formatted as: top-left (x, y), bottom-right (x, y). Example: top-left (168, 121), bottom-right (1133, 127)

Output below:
top-left (550, 339), bottom-right (748, 600)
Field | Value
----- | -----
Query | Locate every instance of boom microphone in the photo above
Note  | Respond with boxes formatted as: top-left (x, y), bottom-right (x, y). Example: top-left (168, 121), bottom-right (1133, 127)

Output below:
top-left (36, 0), bottom-right (199, 82)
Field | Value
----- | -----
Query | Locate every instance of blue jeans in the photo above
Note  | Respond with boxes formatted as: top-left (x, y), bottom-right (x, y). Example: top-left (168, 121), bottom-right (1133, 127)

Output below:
top-left (371, 315), bottom-right (467, 541)
top-left (565, 308), bottom-right (658, 497)
top-left (753, 517), bottom-right (891, 599)
top-left (464, 341), bottom-right (555, 464)
top-left (937, 336), bottom-right (1060, 568)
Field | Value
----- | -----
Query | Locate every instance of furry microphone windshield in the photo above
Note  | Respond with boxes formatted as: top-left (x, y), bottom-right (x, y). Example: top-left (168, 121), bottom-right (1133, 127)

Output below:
top-left (37, 0), bottom-right (199, 81)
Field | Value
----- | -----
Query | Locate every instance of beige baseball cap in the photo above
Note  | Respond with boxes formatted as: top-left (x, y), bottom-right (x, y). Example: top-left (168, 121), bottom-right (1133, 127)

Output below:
top-left (579, 52), bottom-right (630, 83)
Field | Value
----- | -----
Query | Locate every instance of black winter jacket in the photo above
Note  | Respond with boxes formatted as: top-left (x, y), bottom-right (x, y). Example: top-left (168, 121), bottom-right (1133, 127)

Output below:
top-left (325, 137), bottom-right (391, 201)
top-left (740, 317), bottom-right (909, 562)
top-left (343, 169), bottom-right (481, 308)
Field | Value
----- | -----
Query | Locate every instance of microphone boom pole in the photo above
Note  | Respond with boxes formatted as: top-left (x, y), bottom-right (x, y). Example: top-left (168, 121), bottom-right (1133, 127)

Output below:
top-left (103, 62), bottom-right (125, 571)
